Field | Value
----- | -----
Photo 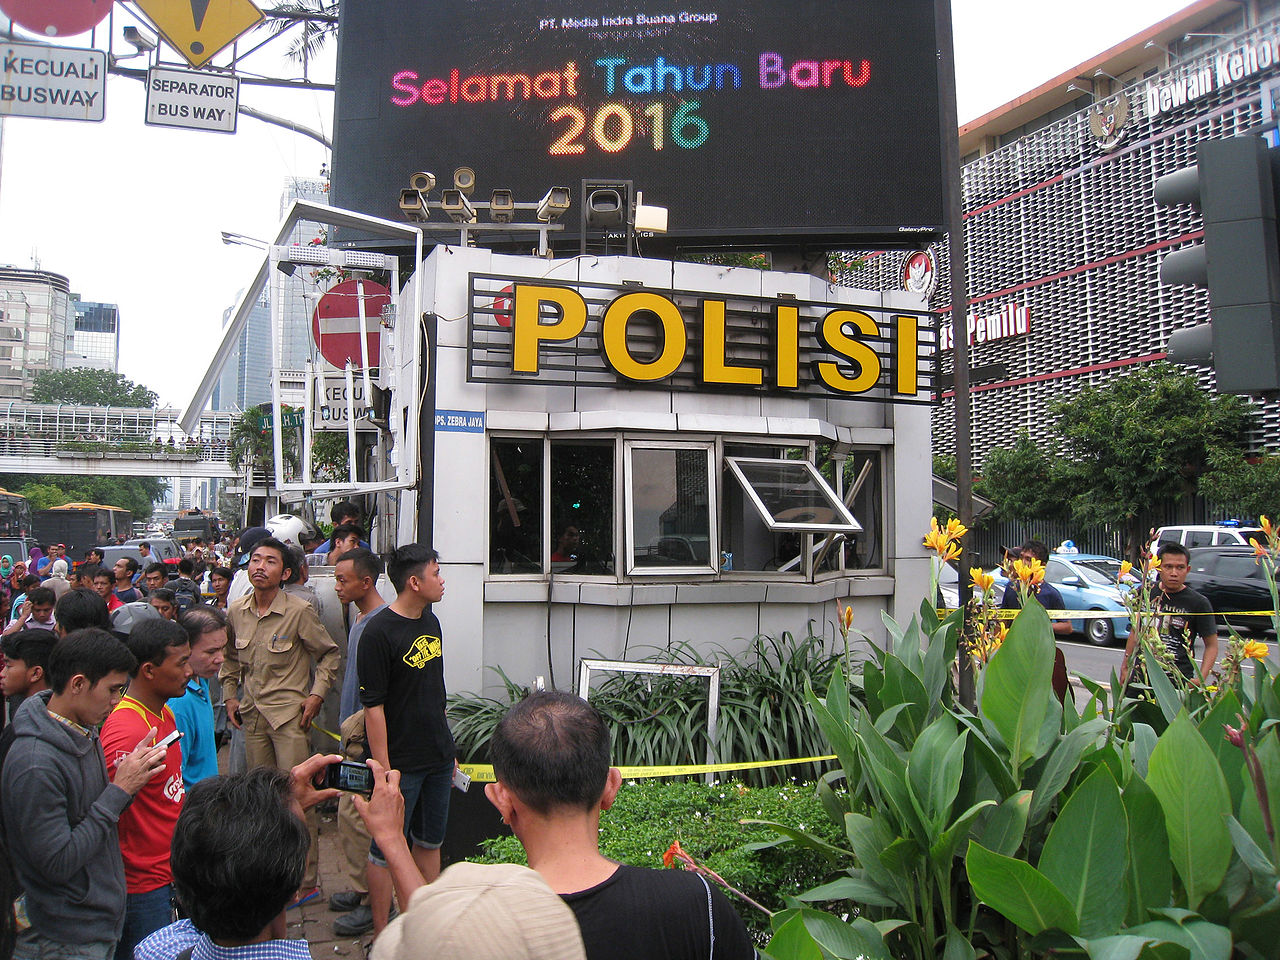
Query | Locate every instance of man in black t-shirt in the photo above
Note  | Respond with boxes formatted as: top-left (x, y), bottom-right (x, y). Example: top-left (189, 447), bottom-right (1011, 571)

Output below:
top-left (486, 691), bottom-right (756, 960)
top-left (1121, 541), bottom-right (1219, 685)
top-left (357, 544), bottom-right (455, 937)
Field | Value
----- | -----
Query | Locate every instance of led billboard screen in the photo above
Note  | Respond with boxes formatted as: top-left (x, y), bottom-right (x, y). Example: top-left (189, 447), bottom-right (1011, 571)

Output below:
top-left (331, 2), bottom-right (945, 248)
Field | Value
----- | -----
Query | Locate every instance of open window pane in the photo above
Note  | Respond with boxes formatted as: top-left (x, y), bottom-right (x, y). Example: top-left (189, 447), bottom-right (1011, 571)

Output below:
top-left (725, 457), bottom-right (861, 533)
top-left (551, 442), bottom-right (615, 574)
top-left (839, 449), bottom-right (883, 570)
top-left (489, 438), bottom-right (542, 574)
top-left (627, 444), bottom-right (715, 573)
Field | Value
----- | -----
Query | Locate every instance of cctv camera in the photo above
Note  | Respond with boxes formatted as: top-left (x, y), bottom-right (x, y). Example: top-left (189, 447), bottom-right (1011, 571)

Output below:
top-left (409, 172), bottom-right (436, 193)
top-left (399, 189), bottom-right (429, 223)
top-left (536, 186), bottom-right (571, 222)
top-left (585, 188), bottom-right (626, 228)
top-left (489, 189), bottom-right (515, 223)
top-left (441, 189), bottom-right (477, 223)
top-left (453, 167), bottom-right (477, 198)
top-left (123, 25), bottom-right (158, 52)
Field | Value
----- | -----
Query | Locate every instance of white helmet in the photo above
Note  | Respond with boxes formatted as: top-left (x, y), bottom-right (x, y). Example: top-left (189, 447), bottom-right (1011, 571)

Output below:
top-left (266, 514), bottom-right (318, 548)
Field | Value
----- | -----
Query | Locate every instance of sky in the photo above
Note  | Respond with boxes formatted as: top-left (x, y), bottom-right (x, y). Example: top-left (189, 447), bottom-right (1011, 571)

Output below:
top-left (0, 0), bottom-right (1194, 412)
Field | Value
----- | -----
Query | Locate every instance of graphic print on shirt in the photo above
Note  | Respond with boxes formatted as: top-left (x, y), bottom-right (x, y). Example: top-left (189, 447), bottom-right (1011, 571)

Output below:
top-left (402, 633), bottom-right (442, 669)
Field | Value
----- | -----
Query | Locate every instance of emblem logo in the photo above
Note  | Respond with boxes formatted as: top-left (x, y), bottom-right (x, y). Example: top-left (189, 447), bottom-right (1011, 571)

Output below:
top-left (901, 248), bottom-right (937, 300)
top-left (1089, 94), bottom-right (1130, 152)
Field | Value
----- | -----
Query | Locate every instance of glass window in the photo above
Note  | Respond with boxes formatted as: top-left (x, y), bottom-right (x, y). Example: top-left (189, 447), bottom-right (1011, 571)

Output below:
top-left (1217, 556), bottom-right (1263, 580)
top-left (489, 437), bottom-right (542, 574)
top-left (837, 449), bottom-right (883, 571)
top-left (626, 442), bottom-right (715, 574)
top-left (725, 458), bottom-right (860, 533)
top-left (551, 442), bottom-right (615, 574)
top-left (1188, 530), bottom-right (1215, 547)
top-left (1045, 560), bottom-right (1074, 583)
top-left (722, 443), bottom-right (805, 572)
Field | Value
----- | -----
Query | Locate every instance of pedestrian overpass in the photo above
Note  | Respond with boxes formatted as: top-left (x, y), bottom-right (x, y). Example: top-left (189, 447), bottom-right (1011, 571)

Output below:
top-left (0, 403), bottom-right (239, 479)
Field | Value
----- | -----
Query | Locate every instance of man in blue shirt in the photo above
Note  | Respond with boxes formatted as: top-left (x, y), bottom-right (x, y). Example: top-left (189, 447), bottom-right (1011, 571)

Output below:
top-left (168, 607), bottom-right (228, 785)
top-left (135, 756), bottom-right (342, 960)
top-left (1001, 539), bottom-right (1072, 702)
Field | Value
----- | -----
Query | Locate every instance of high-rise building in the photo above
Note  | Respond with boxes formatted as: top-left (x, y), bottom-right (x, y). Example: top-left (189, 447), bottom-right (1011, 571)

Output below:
top-left (69, 297), bottom-right (120, 372)
top-left (0, 265), bottom-right (71, 398)
top-left (213, 175), bottom-right (329, 412)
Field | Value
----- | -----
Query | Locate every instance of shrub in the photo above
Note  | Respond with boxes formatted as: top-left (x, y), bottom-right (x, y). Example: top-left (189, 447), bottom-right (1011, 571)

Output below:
top-left (470, 776), bottom-right (845, 939)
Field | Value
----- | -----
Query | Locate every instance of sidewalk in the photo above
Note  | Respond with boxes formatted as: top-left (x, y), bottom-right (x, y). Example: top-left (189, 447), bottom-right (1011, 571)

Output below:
top-left (286, 801), bottom-right (372, 960)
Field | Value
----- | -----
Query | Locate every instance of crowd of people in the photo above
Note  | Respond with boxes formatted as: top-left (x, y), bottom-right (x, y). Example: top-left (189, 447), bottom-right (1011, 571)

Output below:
top-left (0, 498), bottom-right (759, 960)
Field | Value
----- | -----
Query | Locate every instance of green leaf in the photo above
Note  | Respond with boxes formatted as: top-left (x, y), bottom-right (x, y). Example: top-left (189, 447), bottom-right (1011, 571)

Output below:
top-left (1197, 690), bottom-right (1245, 810)
top-left (931, 800), bottom-right (997, 866)
top-left (1125, 918), bottom-right (1231, 960)
top-left (1081, 935), bottom-right (1189, 960)
top-left (1030, 717), bottom-right (1111, 825)
top-left (795, 875), bottom-right (897, 909)
top-left (1039, 767), bottom-right (1127, 938)
top-left (1146, 712), bottom-right (1232, 910)
top-left (1143, 659), bottom-right (1182, 726)
top-left (845, 813), bottom-right (908, 908)
top-left (882, 655), bottom-right (929, 741)
top-left (966, 840), bottom-right (1080, 936)
top-left (943, 923), bottom-right (977, 960)
top-left (908, 715), bottom-right (962, 827)
top-left (740, 820), bottom-right (847, 864)
top-left (981, 790), bottom-right (1033, 857)
top-left (982, 597), bottom-right (1056, 776)
top-left (797, 909), bottom-right (890, 960)
top-left (1225, 815), bottom-right (1277, 881)
top-left (765, 912), bottom-right (824, 960)
top-left (1122, 776), bottom-right (1173, 925)
top-left (1229, 895), bottom-right (1280, 960)
top-left (1131, 723), bottom-right (1158, 780)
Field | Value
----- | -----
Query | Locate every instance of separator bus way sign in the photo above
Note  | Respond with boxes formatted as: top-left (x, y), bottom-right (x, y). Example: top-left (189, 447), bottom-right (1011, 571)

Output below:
top-left (145, 66), bottom-right (238, 133)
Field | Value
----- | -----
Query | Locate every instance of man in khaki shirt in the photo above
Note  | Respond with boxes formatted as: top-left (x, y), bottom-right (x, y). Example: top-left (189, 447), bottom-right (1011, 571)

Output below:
top-left (222, 536), bottom-right (339, 900)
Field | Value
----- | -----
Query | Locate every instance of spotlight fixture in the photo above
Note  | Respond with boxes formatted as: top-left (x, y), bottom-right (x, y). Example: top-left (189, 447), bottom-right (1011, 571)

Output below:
top-left (536, 186), bottom-right (571, 222)
top-left (441, 188), bottom-right (477, 223)
top-left (399, 188), bottom-right (429, 222)
top-left (453, 167), bottom-right (477, 197)
top-left (489, 189), bottom-right (515, 223)
top-left (585, 188), bottom-right (625, 228)
top-left (409, 171), bottom-right (437, 193)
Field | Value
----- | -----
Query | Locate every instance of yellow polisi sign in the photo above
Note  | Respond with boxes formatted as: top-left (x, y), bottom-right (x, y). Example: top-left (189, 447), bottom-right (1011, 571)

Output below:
top-left (134, 0), bottom-right (265, 69)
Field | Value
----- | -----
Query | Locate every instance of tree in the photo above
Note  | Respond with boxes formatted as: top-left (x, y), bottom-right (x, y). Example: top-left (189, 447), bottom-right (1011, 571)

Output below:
top-left (977, 432), bottom-right (1067, 522)
top-left (1051, 363), bottom-right (1254, 558)
top-left (1197, 448), bottom-right (1280, 519)
top-left (31, 369), bottom-right (158, 407)
top-left (1, 474), bottom-right (167, 520)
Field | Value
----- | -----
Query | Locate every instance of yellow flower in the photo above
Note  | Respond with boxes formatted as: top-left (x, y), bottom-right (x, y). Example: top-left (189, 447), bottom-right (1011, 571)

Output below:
top-left (970, 567), bottom-right (994, 593)
top-left (923, 529), bottom-right (950, 554)
top-left (945, 517), bottom-right (969, 540)
top-left (839, 603), bottom-right (854, 632)
top-left (940, 542), bottom-right (962, 563)
top-left (1243, 640), bottom-right (1270, 661)
top-left (996, 623), bottom-right (1009, 641)
top-left (1149, 555), bottom-right (1162, 570)
top-left (1118, 560), bottom-right (1133, 580)
top-left (1263, 515), bottom-right (1273, 537)
top-left (1252, 538), bottom-right (1268, 560)
top-left (1012, 557), bottom-right (1045, 586)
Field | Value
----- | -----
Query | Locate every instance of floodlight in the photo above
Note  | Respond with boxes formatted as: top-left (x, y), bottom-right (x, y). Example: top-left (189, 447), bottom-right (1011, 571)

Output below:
top-left (536, 186), bottom-right (571, 222)
top-left (409, 171), bottom-right (437, 193)
top-left (441, 189), bottom-right (477, 223)
top-left (399, 189), bottom-right (429, 222)
top-left (453, 167), bottom-right (477, 197)
top-left (634, 191), bottom-right (669, 233)
top-left (489, 189), bottom-right (515, 223)
top-left (585, 188), bottom-right (625, 228)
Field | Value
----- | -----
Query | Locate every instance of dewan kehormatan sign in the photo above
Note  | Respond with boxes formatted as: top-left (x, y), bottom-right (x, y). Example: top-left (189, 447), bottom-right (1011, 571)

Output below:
top-left (0, 39), bottom-right (105, 122)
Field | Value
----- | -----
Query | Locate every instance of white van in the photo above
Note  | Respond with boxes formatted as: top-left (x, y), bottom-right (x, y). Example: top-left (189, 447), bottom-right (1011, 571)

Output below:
top-left (1153, 524), bottom-right (1265, 549)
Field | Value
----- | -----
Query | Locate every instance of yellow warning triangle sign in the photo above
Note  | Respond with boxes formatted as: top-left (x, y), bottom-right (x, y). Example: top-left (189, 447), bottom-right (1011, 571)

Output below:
top-left (134, 0), bottom-right (264, 69)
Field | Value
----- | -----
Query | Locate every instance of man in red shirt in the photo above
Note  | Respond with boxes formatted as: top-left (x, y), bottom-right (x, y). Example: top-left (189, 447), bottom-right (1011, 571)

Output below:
top-left (102, 619), bottom-right (192, 960)
top-left (92, 569), bottom-right (123, 613)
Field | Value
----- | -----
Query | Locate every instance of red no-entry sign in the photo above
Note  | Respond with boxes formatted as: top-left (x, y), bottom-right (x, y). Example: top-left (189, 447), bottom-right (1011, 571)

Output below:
top-left (311, 279), bottom-right (390, 369)
top-left (0, 0), bottom-right (113, 37)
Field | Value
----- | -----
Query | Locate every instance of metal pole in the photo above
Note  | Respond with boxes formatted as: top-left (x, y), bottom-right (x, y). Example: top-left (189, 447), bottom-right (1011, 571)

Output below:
top-left (935, 0), bottom-right (976, 710)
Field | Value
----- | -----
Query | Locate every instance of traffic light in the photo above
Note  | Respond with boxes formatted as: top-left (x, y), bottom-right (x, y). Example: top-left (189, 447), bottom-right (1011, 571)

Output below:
top-left (1156, 135), bottom-right (1280, 393)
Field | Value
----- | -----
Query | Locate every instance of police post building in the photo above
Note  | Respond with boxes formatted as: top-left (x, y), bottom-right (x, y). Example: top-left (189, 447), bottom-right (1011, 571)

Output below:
top-left (852, 0), bottom-right (1280, 463)
top-left (296, 1), bottom-right (950, 691)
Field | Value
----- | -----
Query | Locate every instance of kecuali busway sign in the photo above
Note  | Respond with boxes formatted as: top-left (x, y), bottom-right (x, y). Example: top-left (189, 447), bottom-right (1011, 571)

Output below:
top-left (0, 40), bottom-right (105, 122)
top-left (146, 66), bottom-right (239, 133)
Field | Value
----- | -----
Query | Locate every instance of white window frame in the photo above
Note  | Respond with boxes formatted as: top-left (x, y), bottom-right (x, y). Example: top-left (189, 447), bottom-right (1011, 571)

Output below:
top-left (623, 439), bottom-right (718, 576)
top-left (724, 456), bottom-right (862, 534)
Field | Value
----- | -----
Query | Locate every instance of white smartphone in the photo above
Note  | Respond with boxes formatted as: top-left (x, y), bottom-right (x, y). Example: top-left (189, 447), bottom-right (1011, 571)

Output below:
top-left (156, 730), bottom-right (184, 749)
top-left (452, 767), bottom-right (471, 793)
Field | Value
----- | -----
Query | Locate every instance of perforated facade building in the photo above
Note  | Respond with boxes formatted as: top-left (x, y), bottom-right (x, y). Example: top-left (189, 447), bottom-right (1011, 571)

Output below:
top-left (842, 0), bottom-right (1280, 466)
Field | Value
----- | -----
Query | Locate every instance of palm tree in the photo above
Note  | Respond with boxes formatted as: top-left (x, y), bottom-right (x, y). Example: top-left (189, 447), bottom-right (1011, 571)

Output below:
top-left (263, 0), bottom-right (339, 67)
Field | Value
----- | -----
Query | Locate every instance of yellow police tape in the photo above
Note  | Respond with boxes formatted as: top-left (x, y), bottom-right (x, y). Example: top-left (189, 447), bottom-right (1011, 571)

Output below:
top-left (458, 753), bottom-right (840, 785)
top-left (312, 723), bottom-right (342, 743)
top-left (938, 608), bottom-right (1280, 619)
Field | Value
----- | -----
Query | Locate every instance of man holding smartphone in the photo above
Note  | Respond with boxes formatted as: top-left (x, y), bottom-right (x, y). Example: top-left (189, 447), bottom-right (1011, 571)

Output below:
top-left (357, 544), bottom-right (455, 936)
top-left (102, 619), bottom-right (192, 960)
